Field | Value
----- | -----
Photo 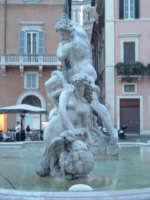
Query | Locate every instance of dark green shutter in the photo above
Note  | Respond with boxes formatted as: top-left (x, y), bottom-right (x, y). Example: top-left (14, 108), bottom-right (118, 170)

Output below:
top-left (119, 0), bottom-right (124, 19)
top-left (135, 0), bottom-right (139, 18)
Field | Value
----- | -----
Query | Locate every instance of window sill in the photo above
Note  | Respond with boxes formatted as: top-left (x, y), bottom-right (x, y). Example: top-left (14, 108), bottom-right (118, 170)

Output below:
top-left (117, 75), bottom-right (142, 81)
top-left (24, 0), bottom-right (40, 2)
top-left (24, 88), bottom-right (38, 90)
top-left (116, 18), bottom-right (139, 22)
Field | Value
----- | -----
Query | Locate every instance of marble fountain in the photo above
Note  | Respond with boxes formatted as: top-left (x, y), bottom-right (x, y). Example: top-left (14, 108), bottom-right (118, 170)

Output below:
top-left (0, 4), bottom-right (150, 200)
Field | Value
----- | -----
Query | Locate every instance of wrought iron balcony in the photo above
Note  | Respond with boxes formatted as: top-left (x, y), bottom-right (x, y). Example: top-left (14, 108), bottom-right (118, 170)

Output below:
top-left (0, 54), bottom-right (61, 66)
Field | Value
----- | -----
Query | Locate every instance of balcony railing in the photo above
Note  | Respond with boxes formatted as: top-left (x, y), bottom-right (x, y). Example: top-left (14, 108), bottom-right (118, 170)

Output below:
top-left (115, 62), bottom-right (145, 76)
top-left (115, 62), bottom-right (146, 81)
top-left (0, 54), bottom-right (61, 66)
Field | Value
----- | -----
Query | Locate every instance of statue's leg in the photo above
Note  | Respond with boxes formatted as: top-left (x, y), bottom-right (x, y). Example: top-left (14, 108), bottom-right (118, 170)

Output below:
top-left (36, 115), bottom-right (65, 177)
top-left (91, 92), bottom-right (115, 134)
top-left (36, 155), bottom-right (50, 177)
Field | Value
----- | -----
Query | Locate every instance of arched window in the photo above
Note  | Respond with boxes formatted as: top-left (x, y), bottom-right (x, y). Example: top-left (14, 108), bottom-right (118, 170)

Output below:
top-left (22, 95), bottom-right (41, 107)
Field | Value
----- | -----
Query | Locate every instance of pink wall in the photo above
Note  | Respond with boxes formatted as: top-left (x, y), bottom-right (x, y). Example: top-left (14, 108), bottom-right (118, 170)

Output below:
top-left (115, 21), bottom-right (150, 65)
top-left (114, 0), bottom-right (150, 133)
top-left (114, 0), bottom-right (150, 65)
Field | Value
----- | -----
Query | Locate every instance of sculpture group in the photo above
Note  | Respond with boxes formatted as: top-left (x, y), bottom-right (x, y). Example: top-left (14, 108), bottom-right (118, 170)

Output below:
top-left (36, 10), bottom-right (119, 180)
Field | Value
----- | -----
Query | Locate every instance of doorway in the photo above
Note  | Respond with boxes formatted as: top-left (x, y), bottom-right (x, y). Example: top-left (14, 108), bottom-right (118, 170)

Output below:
top-left (22, 95), bottom-right (41, 130)
top-left (120, 99), bottom-right (140, 134)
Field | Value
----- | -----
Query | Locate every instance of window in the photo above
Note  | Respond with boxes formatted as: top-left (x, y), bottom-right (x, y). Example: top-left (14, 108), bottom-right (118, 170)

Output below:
top-left (124, 42), bottom-right (135, 63)
top-left (124, 0), bottom-right (135, 19)
top-left (22, 95), bottom-right (41, 107)
top-left (123, 83), bottom-right (137, 94)
top-left (26, 32), bottom-right (38, 54)
top-left (19, 30), bottom-right (45, 55)
top-left (120, 34), bottom-right (139, 62)
top-left (83, 8), bottom-right (91, 24)
top-left (119, 0), bottom-right (139, 19)
top-left (75, 10), bottom-right (81, 23)
top-left (24, 72), bottom-right (38, 89)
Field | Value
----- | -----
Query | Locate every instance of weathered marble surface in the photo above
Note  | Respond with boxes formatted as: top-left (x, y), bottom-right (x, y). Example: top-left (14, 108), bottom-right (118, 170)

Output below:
top-left (36, 8), bottom-right (119, 179)
top-left (68, 184), bottom-right (94, 191)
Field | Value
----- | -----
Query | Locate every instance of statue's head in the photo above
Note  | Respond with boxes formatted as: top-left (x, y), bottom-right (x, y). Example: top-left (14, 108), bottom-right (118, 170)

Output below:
top-left (56, 12), bottom-right (74, 33)
top-left (56, 12), bottom-right (74, 42)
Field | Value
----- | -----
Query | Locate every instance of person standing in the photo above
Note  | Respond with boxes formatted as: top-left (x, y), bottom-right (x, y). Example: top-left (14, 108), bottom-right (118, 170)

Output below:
top-left (15, 121), bottom-right (21, 141)
top-left (26, 125), bottom-right (30, 135)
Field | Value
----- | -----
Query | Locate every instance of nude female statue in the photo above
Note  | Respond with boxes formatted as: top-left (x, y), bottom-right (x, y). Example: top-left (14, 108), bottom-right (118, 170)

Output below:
top-left (44, 71), bottom-right (92, 143)
top-left (36, 72), bottom-right (94, 177)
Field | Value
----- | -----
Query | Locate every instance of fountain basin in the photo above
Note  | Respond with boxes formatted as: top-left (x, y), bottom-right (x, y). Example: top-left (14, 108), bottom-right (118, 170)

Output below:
top-left (0, 141), bottom-right (150, 199)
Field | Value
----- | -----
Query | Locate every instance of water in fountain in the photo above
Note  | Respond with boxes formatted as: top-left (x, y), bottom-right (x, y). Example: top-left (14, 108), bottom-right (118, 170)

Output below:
top-left (0, 144), bottom-right (150, 191)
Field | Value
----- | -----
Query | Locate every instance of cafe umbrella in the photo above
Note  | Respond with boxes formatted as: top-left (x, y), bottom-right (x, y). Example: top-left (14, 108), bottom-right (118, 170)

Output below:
top-left (0, 104), bottom-right (47, 131)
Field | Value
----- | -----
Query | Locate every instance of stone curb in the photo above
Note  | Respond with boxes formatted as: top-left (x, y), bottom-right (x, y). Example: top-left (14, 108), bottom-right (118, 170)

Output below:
top-left (0, 187), bottom-right (150, 200)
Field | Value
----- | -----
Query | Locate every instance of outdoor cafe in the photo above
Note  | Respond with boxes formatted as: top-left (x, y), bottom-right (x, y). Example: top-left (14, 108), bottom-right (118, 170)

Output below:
top-left (0, 104), bottom-right (47, 142)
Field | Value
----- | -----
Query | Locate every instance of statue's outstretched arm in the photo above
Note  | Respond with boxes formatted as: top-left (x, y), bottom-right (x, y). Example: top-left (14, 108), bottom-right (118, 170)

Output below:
top-left (44, 71), bottom-right (67, 105)
top-left (45, 74), bottom-right (57, 101)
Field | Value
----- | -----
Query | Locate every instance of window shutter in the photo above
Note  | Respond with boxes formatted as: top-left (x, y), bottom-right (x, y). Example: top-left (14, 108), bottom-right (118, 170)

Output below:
top-left (19, 31), bottom-right (25, 54)
top-left (124, 42), bottom-right (135, 63)
top-left (135, 0), bottom-right (139, 18)
top-left (26, 74), bottom-right (31, 89)
top-left (38, 31), bottom-right (45, 54)
top-left (119, 0), bottom-right (124, 19)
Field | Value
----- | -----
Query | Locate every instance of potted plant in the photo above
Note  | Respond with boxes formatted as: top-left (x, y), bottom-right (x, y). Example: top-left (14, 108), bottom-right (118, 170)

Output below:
top-left (115, 62), bottom-right (145, 76)
top-left (146, 64), bottom-right (150, 76)
top-left (115, 62), bottom-right (125, 75)
top-left (132, 62), bottom-right (145, 75)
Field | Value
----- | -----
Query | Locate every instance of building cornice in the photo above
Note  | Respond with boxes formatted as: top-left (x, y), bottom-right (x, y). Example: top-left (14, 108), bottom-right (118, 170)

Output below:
top-left (115, 18), bottom-right (150, 22)
top-left (119, 33), bottom-right (141, 38)
top-left (72, 0), bottom-right (91, 6)
top-left (0, 1), bottom-right (64, 5)
top-left (20, 21), bottom-right (44, 26)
